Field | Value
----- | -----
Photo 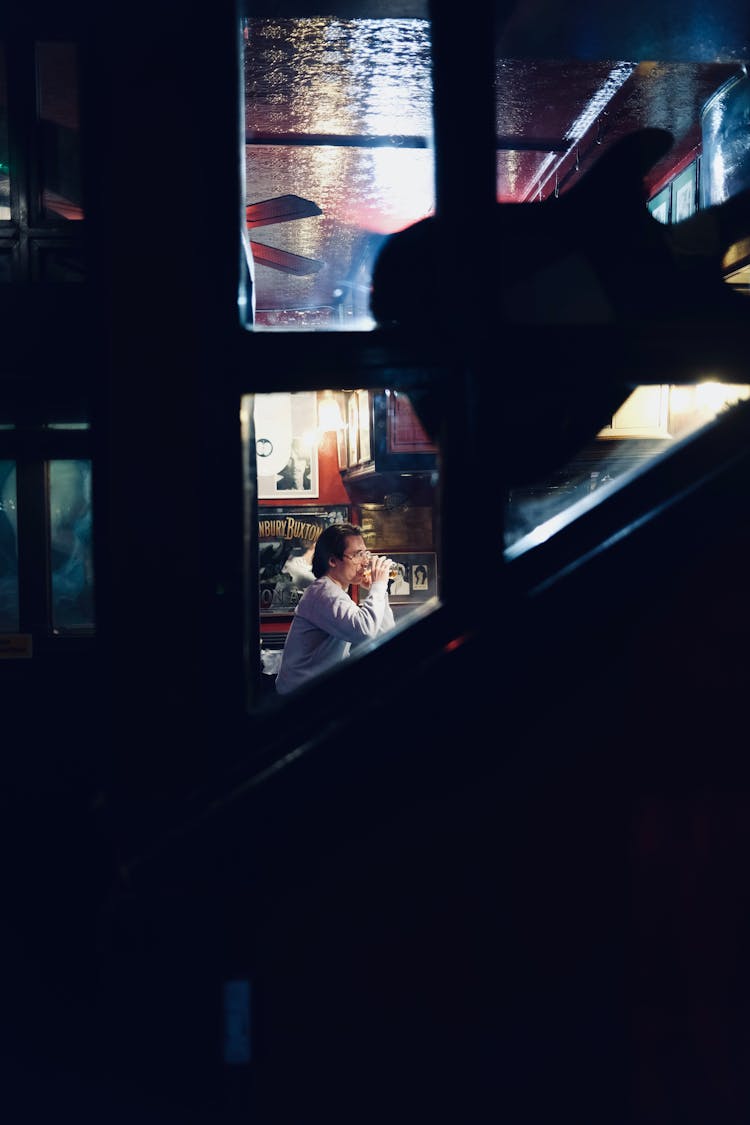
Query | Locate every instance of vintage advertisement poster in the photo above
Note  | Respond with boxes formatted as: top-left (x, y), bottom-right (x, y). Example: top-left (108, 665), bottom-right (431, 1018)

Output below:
top-left (258, 506), bottom-right (349, 615)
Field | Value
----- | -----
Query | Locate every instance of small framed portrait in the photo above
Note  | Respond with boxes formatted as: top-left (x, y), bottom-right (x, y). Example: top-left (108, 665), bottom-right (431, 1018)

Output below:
top-left (254, 391), bottom-right (319, 499)
top-left (382, 552), bottom-right (437, 604)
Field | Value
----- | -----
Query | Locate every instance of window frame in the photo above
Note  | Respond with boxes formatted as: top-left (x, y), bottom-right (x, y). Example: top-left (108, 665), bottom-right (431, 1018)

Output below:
top-left (237, 3), bottom-right (499, 706)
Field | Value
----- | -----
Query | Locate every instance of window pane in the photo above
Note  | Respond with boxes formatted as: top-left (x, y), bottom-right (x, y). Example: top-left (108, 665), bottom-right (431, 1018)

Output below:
top-left (243, 16), bottom-right (434, 331)
top-left (490, 49), bottom-right (750, 551)
top-left (37, 42), bottom-right (83, 223)
top-left (49, 459), bottom-right (94, 631)
top-left (505, 384), bottom-right (750, 551)
top-left (701, 70), bottom-right (750, 208)
top-left (701, 71), bottom-right (750, 291)
top-left (0, 461), bottom-right (18, 631)
top-left (244, 385), bottom-right (439, 700)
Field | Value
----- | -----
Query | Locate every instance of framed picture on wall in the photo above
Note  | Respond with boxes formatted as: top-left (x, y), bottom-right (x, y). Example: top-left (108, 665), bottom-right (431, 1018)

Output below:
top-left (647, 184), bottom-right (671, 224)
top-left (258, 505), bottom-right (349, 616)
top-left (336, 423), bottom-right (349, 471)
top-left (383, 552), bottom-right (438, 604)
top-left (672, 161), bottom-right (697, 222)
top-left (357, 388), bottom-right (372, 463)
top-left (347, 391), bottom-right (359, 466)
top-left (254, 391), bottom-right (320, 499)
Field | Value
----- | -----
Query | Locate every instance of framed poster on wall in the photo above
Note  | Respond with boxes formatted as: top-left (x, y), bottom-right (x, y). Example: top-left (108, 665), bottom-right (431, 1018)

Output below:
top-left (384, 552), bottom-right (438, 604)
top-left (357, 388), bottom-right (372, 463)
top-left (258, 506), bottom-right (349, 616)
top-left (254, 391), bottom-right (320, 499)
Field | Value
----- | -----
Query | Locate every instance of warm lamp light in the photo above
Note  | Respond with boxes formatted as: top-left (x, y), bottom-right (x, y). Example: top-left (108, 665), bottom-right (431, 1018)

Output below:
top-left (318, 391), bottom-right (346, 433)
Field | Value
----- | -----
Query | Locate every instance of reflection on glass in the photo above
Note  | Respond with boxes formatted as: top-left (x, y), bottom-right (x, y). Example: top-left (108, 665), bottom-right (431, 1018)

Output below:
top-left (505, 383), bottom-right (750, 550)
top-left (700, 71), bottom-right (750, 292)
top-left (0, 461), bottom-right (18, 630)
top-left (37, 42), bottom-right (83, 222)
top-left (49, 459), bottom-right (94, 630)
top-left (701, 70), bottom-right (750, 208)
top-left (244, 17), bottom-right (434, 330)
top-left (496, 61), bottom-right (635, 204)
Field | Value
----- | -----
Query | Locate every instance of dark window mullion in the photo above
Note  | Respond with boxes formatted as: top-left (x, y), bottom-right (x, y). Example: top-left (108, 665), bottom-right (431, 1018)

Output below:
top-left (430, 0), bottom-right (496, 223)
top-left (15, 460), bottom-right (51, 633)
top-left (428, 0), bottom-right (499, 605)
top-left (0, 431), bottom-right (92, 460)
top-left (5, 35), bottom-right (44, 279)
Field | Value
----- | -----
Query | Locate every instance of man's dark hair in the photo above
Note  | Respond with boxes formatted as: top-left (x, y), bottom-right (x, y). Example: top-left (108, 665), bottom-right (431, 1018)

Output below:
top-left (312, 522), bottom-right (363, 578)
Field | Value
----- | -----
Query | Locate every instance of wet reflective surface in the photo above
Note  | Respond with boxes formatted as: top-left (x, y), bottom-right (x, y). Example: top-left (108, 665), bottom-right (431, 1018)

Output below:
top-left (701, 69), bottom-right (750, 206)
top-left (243, 13), bottom-right (744, 328)
top-left (495, 60), bottom-right (742, 203)
top-left (245, 18), bottom-right (433, 137)
top-left (244, 17), bottom-right (434, 328)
